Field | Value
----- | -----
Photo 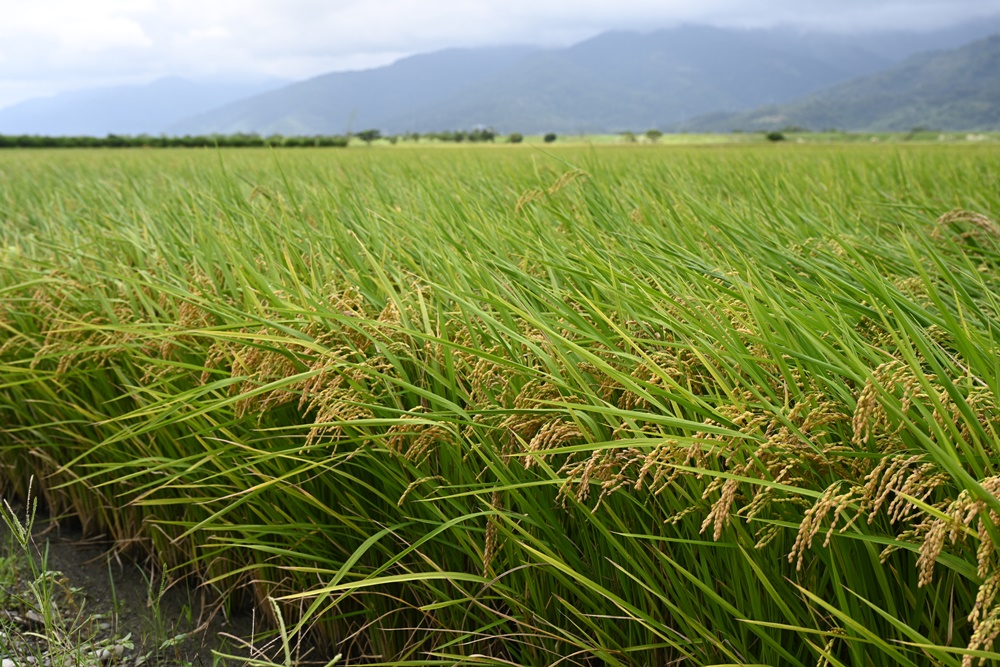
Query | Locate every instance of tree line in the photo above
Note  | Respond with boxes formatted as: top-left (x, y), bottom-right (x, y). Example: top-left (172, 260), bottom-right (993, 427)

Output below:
top-left (0, 129), bottom-right (548, 149)
top-left (0, 134), bottom-right (348, 149)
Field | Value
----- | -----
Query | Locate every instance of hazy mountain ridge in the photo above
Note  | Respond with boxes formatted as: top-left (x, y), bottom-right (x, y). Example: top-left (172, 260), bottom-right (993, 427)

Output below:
top-left (382, 26), bottom-right (855, 133)
top-left (676, 34), bottom-right (1000, 132)
top-left (0, 77), bottom-right (288, 136)
top-left (167, 47), bottom-right (537, 136)
top-left (5, 16), bottom-right (1000, 137)
top-left (170, 17), bottom-right (1000, 136)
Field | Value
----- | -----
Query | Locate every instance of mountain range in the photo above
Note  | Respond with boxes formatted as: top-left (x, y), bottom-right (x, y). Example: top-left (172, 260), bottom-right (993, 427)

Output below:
top-left (170, 18), bottom-right (1000, 136)
top-left (3, 16), bottom-right (1000, 137)
top-left (168, 47), bottom-right (535, 136)
top-left (675, 34), bottom-right (1000, 132)
top-left (0, 77), bottom-right (287, 136)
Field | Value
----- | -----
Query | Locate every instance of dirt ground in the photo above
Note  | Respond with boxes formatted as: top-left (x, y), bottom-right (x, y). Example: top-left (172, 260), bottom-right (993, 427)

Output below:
top-left (0, 511), bottom-right (320, 667)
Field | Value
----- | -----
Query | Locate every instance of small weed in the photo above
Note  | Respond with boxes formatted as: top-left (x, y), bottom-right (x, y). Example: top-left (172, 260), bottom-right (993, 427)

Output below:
top-left (0, 480), bottom-right (132, 666)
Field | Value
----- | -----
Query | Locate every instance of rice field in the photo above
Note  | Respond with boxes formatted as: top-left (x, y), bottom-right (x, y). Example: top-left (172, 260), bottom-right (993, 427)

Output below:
top-left (1, 143), bottom-right (999, 666)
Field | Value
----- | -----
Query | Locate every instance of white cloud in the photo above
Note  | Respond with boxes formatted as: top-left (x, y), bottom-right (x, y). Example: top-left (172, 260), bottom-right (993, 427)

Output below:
top-left (58, 17), bottom-right (153, 53)
top-left (1, 2), bottom-right (153, 51)
top-left (0, 0), bottom-right (998, 108)
top-left (187, 26), bottom-right (230, 41)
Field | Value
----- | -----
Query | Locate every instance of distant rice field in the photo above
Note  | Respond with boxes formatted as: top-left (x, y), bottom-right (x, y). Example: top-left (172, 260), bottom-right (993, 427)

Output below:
top-left (1, 144), bottom-right (1000, 665)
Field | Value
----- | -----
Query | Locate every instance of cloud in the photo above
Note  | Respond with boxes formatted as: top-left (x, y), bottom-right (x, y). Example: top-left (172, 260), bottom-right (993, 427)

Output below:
top-left (2, 0), bottom-right (999, 108)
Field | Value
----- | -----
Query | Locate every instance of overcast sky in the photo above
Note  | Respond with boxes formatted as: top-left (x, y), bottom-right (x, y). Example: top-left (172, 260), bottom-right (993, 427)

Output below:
top-left (1, 0), bottom-right (999, 108)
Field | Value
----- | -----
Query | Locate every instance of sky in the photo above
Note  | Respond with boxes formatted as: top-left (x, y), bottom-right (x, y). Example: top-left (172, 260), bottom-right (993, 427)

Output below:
top-left (1, 0), bottom-right (999, 109)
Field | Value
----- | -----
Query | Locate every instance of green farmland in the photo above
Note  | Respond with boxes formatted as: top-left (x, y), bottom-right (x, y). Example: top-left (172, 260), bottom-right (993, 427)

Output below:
top-left (2, 144), bottom-right (1000, 665)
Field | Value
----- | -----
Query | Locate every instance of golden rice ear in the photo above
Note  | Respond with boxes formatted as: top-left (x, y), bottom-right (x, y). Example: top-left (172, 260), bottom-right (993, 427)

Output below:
top-left (546, 169), bottom-right (588, 195)
top-left (859, 454), bottom-right (945, 525)
top-left (965, 572), bottom-right (1000, 667)
top-left (514, 188), bottom-right (543, 215)
top-left (700, 477), bottom-right (741, 542)
top-left (787, 482), bottom-right (858, 571)
top-left (482, 490), bottom-right (504, 576)
top-left (932, 209), bottom-right (1000, 243)
top-left (525, 419), bottom-right (582, 468)
top-left (304, 386), bottom-right (374, 447)
top-left (556, 447), bottom-right (645, 509)
top-left (385, 412), bottom-right (455, 465)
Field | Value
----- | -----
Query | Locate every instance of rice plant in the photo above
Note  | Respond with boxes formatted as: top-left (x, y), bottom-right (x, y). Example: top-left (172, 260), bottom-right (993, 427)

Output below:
top-left (0, 143), bottom-right (999, 665)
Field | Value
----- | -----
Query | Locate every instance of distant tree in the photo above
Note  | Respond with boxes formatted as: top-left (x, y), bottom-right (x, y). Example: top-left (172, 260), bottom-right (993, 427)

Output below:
top-left (621, 131), bottom-right (636, 143)
top-left (905, 126), bottom-right (935, 141)
top-left (387, 135), bottom-right (399, 145)
top-left (317, 135), bottom-right (350, 147)
top-left (543, 133), bottom-right (557, 143)
top-left (469, 128), bottom-right (496, 143)
top-left (356, 129), bottom-right (381, 145)
top-left (645, 129), bottom-right (663, 143)
top-left (766, 131), bottom-right (786, 142)
top-left (507, 133), bottom-right (523, 144)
